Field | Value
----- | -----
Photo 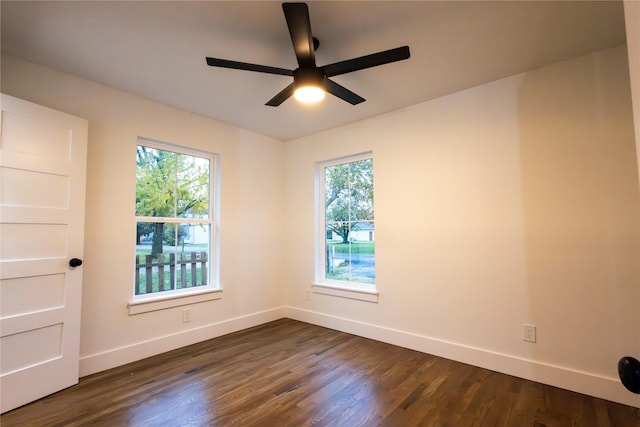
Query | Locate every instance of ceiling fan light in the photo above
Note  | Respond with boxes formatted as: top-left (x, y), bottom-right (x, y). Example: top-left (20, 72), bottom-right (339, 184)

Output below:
top-left (294, 85), bottom-right (325, 103)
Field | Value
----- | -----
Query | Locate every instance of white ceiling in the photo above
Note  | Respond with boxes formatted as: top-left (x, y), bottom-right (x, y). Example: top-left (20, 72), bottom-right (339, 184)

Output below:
top-left (1, 1), bottom-right (627, 141)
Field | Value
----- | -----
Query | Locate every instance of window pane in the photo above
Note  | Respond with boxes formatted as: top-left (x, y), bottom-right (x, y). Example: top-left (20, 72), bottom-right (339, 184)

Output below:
top-left (348, 159), bottom-right (374, 221)
top-left (177, 223), bottom-right (210, 289)
top-left (325, 222), bottom-right (375, 284)
top-left (135, 221), bottom-right (210, 295)
top-left (325, 222), bottom-right (345, 278)
top-left (135, 222), bottom-right (178, 295)
top-left (325, 164), bottom-right (352, 231)
top-left (325, 223), bottom-right (352, 282)
top-left (136, 146), bottom-right (177, 217)
top-left (348, 221), bottom-right (375, 284)
top-left (325, 163), bottom-right (348, 209)
top-left (176, 153), bottom-right (210, 219)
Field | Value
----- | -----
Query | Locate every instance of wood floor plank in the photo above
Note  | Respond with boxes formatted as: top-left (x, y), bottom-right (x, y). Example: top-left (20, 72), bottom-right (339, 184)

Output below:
top-left (1, 319), bottom-right (639, 426)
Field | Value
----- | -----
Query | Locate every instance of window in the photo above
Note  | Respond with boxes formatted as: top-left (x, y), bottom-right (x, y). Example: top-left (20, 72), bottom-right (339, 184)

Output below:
top-left (133, 139), bottom-right (218, 302)
top-left (315, 153), bottom-right (376, 296)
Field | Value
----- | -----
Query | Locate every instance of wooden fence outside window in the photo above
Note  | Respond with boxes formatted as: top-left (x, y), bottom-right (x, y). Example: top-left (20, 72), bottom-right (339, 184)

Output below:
top-left (135, 251), bottom-right (208, 294)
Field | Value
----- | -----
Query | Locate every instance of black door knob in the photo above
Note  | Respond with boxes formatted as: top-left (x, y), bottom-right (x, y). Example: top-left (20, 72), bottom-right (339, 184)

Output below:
top-left (69, 258), bottom-right (83, 268)
top-left (619, 356), bottom-right (640, 394)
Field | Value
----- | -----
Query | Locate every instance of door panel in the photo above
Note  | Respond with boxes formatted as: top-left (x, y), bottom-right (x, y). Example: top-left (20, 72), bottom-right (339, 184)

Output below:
top-left (1, 223), bottom-right (68, 259)
top-left (1, 274), bottom-right (66, 317)
top-left (1, 111), bottom-right (72, 158)
top-left (1, 167), bottom-right (70, 208)
top-left (1, 324), bottom-right (64, 375)
top-left (0, 94), bottom-right (87, 413)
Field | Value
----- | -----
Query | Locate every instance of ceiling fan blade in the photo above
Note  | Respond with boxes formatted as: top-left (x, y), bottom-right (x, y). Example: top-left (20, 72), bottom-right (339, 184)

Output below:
top-left (266, 82), bottom-right (296, 106)
top-left (324, 78), bottom-right (365, 105)
top-left (323, 46), bottom-right (410, 77)
top-left (206, 57), bottom-right (293, 76)
top-left (282, 3), bottom-right (316, 68)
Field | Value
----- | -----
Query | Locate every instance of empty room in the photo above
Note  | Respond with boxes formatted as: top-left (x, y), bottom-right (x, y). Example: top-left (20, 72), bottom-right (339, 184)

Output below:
top-left (1, 1), bottom-right (639, 425)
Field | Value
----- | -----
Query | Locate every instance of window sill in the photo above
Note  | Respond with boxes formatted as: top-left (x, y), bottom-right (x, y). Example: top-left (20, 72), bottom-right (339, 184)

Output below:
top-left (312, 283), bottom-right (378, 303)
top-left (128, 288), bottom-right (222, 315)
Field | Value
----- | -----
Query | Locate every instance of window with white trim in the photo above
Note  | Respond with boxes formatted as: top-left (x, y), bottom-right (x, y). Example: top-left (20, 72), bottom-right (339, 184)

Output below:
top-left (316, 153), bottom-right (375, 290)
top-left (133, 139), bottom-right (218, 299)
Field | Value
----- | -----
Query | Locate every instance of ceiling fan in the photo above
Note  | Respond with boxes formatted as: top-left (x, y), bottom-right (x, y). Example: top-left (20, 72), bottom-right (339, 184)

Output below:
top-left (205, 2), bottom-right (411, 106)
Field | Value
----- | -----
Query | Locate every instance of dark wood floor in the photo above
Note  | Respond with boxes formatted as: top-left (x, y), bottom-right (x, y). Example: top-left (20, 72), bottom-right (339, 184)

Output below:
top-left (2, 319), bottom-right (639, 427)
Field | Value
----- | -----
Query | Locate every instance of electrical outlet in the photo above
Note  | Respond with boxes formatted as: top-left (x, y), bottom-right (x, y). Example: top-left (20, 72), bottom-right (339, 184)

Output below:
top-left (182, 308), bottom-right (192, 323)
top-left (522, 324), bottom-right (536, 343)
top-left (304, 290), bottom-right (311, 301)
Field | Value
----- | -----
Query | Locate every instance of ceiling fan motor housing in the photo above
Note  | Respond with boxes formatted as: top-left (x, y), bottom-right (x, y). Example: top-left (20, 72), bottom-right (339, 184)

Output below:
top-left (294, 67), bottom-right (325, 89)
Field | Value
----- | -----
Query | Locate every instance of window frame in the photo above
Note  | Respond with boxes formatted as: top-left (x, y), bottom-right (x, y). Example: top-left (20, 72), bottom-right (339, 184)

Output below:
top-left (128, 137), bottom-right (221, 314)
top-left (314, 152), bottom-right (378, 302)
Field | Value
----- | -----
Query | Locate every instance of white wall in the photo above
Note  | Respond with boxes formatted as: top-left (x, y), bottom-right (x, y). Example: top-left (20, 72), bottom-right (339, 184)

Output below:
top-left (284, 45), bottom-right (640, 407)
top-left (1, 55), bottom-right (287, 375)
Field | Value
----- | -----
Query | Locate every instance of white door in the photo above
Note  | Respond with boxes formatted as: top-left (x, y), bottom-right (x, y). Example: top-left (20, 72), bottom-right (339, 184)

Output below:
top-left (0, 94), bottom-right (88, 413)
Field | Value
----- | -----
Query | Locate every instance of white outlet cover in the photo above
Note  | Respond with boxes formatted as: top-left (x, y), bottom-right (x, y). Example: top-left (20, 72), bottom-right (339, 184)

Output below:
top-left (522, 324), bottom-right (536, 343)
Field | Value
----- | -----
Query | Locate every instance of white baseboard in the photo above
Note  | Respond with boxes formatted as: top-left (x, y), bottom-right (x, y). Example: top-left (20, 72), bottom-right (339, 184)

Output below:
top-left (79, 306), bottom-right (287, 377)
top-left (285, 307), bottom-right (640, 408)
